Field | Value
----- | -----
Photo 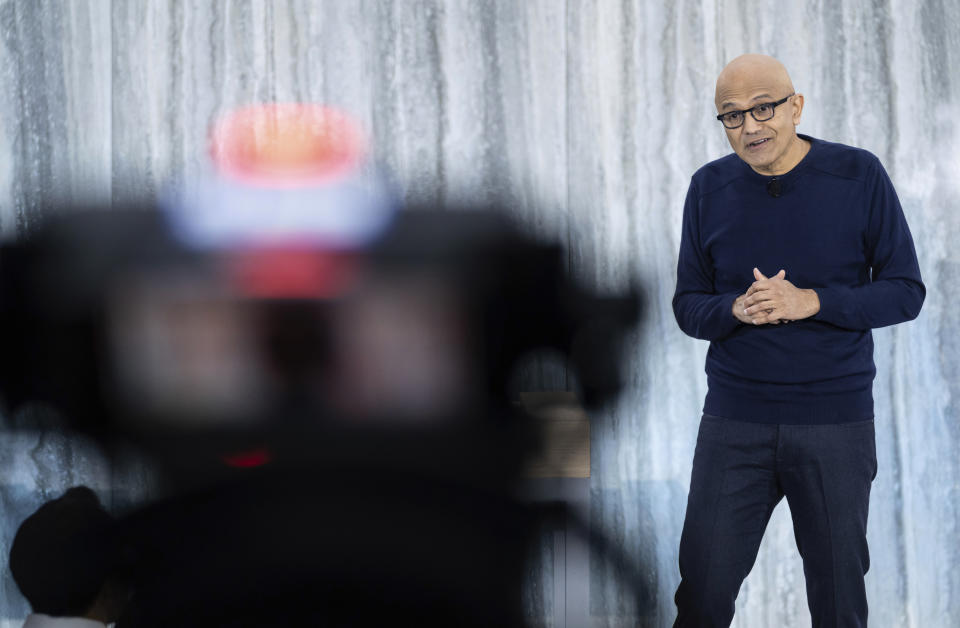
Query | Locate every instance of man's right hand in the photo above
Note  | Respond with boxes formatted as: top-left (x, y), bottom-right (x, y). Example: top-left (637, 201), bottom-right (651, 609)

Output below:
top-left (733, 293), bottom-right (777, 324)
top-left (732, 293), bottom-right (753, 324)
top-left (733, 269), bottom-right (785, 325)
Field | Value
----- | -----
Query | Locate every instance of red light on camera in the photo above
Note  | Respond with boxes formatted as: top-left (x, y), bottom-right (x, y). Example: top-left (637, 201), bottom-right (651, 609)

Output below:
top-left (225, 249), bottom-right (360, 299)
top-left (222, 448), bottom-right (273, 468)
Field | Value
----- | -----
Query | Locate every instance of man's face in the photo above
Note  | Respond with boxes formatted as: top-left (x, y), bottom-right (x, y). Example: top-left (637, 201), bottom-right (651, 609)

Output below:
top-left (716, 77), bottom-right (804, 175)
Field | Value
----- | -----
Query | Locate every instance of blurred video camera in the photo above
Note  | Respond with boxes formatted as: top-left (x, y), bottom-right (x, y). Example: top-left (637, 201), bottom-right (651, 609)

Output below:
top-left (0, 105), bottom-right (640, 626)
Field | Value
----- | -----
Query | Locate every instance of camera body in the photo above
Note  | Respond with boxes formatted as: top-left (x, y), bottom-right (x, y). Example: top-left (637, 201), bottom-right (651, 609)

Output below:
top-left (1, 201), bottom-right (639, 626)
top-left (1, 203), bottom-right (636, 473)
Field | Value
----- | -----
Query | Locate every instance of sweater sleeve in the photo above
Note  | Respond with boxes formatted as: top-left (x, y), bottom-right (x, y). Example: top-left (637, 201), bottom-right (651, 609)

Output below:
top-left (672, 179), bottom-right (742, 341)
top-left (813, 158), bottom-right (925, 330)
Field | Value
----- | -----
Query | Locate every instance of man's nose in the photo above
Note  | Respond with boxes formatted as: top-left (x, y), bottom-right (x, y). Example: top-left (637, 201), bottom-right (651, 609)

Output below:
top-left (742, 113), bottom-right (763, 134)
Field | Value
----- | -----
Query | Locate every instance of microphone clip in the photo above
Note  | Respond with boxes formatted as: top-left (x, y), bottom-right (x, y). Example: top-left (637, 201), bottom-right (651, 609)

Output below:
top-left (766, 177), bottom-right (782, 198)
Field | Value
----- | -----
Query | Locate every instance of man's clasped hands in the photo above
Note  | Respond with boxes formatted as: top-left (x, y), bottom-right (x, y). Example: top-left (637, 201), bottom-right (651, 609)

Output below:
top-left (733, 268), bottom-right (821, 325)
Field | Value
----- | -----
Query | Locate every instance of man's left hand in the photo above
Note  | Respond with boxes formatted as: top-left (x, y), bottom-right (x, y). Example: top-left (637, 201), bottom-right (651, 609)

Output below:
top-left (743, 268), bottom-right (820, 324)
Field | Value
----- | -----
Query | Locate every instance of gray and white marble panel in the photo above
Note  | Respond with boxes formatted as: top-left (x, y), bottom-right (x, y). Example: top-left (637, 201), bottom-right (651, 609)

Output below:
top-left (1, 1), bottom-right (958, 626)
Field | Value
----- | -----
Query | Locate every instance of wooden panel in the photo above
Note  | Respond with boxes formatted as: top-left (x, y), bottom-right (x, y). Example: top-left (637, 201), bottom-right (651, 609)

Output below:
top-left (519, 391), bottom-right (590, 479)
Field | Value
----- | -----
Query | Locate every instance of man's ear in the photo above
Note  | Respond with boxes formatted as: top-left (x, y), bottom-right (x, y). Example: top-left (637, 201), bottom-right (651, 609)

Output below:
top-left (792, 93), bottom-right (805, 124)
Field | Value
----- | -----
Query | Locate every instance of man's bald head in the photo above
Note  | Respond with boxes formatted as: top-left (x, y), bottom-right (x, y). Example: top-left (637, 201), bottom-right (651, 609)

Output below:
top-left (715, 54), bottom-right (795, 110)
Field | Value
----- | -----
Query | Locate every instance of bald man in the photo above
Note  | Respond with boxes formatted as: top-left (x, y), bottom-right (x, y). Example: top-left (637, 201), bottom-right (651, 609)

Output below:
top-left (671, 54), bottom-right (924, 627)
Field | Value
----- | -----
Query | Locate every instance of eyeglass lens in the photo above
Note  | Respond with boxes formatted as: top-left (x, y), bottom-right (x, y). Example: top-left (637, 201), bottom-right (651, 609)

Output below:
top-left (721, 102), bottom-right (778, 128)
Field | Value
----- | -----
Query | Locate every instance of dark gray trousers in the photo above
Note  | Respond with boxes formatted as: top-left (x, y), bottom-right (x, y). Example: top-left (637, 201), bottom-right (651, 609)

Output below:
top-left (673, 415), bottom-right (877, 628)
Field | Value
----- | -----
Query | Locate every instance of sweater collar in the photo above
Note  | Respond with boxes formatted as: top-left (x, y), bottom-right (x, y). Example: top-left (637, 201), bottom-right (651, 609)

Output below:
top-left (738, 133), bottom-right (820, 191)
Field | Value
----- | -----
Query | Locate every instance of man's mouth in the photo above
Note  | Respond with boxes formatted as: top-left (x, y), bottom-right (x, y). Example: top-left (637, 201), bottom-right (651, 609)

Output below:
top-left (747, 138), bottom-right (771, 148)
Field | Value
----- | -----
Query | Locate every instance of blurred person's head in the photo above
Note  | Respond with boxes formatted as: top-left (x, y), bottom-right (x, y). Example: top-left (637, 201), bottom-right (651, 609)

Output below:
top-left (9, 486), bottom-right (126, 622)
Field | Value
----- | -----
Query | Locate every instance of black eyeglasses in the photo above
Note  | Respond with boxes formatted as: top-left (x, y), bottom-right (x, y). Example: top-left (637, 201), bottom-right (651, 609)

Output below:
top-left (716, 94), bottom-right (794, 129)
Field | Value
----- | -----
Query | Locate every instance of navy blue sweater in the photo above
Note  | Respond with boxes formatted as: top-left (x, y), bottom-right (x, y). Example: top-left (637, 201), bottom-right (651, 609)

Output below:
top-left (673, 135), bottom-right (925, 424)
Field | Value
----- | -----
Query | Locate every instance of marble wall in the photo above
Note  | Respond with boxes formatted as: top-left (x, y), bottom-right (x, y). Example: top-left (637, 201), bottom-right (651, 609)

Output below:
top-left (1, 1), bottom-right (958, 626)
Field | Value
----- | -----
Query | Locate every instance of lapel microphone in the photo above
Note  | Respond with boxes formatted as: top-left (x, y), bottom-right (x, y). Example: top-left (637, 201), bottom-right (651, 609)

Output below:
top-left (767, 177), bottom-right (782, 198)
